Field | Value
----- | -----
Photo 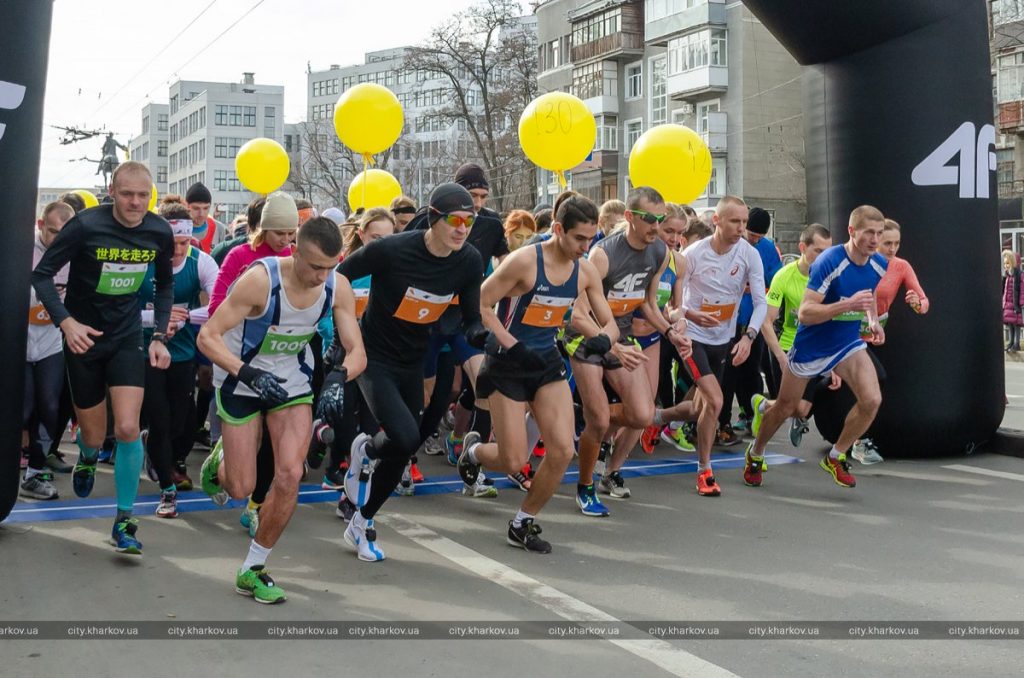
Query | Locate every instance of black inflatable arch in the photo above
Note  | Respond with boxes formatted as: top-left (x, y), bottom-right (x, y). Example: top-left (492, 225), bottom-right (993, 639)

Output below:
top-left (0, 1), bottom-right (1003, 521)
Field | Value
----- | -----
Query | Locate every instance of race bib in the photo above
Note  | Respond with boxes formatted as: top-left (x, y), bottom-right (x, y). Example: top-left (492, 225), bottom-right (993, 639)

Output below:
top-left (655, 281), bottom-right (673, 308)
top-left (607, 290), bottom-right (645, 316)
top-left (393, 287), bottom-right (453, 324)
top-left (96, 262), bottom-right (146, 296)
top-left (700, 301), bottom-right (736, 321)
top-left (28, 304), bottom-right (51, 326)
top-left (259, 326), bottom-right (314, 356)
top-left (353, 288), bottom-right (369, 319)
top-left (521, 295), bottom-right (573, 328)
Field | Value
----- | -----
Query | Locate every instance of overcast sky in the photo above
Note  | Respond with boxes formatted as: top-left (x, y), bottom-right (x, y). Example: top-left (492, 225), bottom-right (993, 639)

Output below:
top-left (39, 0), bottom-right (498, 188)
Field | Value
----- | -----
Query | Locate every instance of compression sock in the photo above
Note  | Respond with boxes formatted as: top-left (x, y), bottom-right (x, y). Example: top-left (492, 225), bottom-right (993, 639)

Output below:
top-left (113, 436), bottom-right (145, 513)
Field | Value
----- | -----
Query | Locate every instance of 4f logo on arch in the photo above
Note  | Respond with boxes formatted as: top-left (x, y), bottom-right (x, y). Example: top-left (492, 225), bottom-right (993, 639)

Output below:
top-left (394, 287), bottom-right (453, 324)
top-left (911, 121), bottom-right (996, 199)
top-left (0, 80), bottom-right (27, 143)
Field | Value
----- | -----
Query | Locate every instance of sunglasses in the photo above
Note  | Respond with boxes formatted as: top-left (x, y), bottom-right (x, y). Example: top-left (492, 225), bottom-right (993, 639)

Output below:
top-left (631, 210), bottom-right (666, 225)
top-left (434, 211), bottom-right (476, 228)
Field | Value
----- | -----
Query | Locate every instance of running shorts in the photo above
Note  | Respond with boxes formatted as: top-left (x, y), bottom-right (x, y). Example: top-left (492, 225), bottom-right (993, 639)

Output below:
top-left (476, 348), bottom-right (567, 402)
top-left (216, 389), bottom-right (314, 426)
top-left (65, 332), bottom-right (146, 409)
top-left (682, 340), bottom-right (732, 385)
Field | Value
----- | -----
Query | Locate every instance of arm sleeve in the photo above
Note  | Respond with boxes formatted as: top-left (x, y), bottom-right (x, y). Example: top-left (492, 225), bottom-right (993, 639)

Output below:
top-left (458, 258), bottom-right (485, 334)
top-left (151, 233), bottom-right (175, 334)
top-left (746, 249), bottom-right (768, 332)
top-left (337, 238), bottom-right (384, 281)
top-left (197, 250), bottom-right (220, 295)
top-left (31, 216), bottom-right (82, 328)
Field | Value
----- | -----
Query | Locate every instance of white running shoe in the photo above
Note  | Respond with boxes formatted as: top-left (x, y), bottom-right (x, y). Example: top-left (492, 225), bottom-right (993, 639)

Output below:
top-left (851, 439), bottom-right (884, 465)
top-left (344, 433), bottom-right (374, 508)
top-left (397, 461), bottom-right (415, 496)
top-left (344, 513), bottom-right (386, 562)
top-left (598, 471), bottom-right (631, 499)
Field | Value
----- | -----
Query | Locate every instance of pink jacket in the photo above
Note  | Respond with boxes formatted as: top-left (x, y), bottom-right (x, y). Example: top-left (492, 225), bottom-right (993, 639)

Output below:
top-left (1003, 261), bottom-right (1023, 326)
top-left (209, 241), bottom-right (293, 314)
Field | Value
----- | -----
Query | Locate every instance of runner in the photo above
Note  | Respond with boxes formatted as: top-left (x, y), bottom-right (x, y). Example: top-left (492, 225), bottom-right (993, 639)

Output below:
top-left (31, 161), bottom-right (174, 554)
top-left (653, 195), bottom-right (767, 496)
top-left (458, 194), bottom-right (618, 551)
top-left (564, 186), bottom-right (690, 516)
top-left (185, 182), bottom-right (224, 254)
top-left (197, 212), bottom-right (365, 603)
top-left (337, 183), bottom-right (486, 561)
top-left (22, 202), bottom-right (75, 500)
top-left (743, 205), bottom-right (887, 489)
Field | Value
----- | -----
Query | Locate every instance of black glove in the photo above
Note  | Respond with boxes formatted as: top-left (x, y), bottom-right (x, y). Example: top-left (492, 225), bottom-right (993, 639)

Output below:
top-left (237, 364), bottom-right (289, 406)
top-left (465, 322), bottom-right (490, 350)
top-left (581, 333), bottom-right (611, 358)
top-left (315, 366), bottom-right (348, 426)
top-left (507, 341), bottom-right (547, 371)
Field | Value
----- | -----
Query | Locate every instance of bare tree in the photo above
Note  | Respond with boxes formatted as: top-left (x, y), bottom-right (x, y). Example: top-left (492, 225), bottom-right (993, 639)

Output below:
top-left (407, 0), bottom-right (538, 212)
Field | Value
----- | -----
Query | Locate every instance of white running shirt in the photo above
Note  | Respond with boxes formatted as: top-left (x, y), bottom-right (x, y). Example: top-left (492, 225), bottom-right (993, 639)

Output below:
top-left (681, 236), bottom-right (767, 346)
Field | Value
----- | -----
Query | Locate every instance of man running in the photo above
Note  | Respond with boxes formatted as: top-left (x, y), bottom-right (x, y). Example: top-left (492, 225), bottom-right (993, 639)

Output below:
top-left (337, 183), bottom-right (487, 562)
top-left (654, 195), bottom-right (767, 496)
top-left (564, 186), bottom-right (690, 516)
top-left (458, 194), bottom-right (619, 552)
top-left (743, 205), bottom-right (887, 489)
top-left (197, 210), bottom-right (365, 603)
top-left (31, 161), bottom-right (174, 554)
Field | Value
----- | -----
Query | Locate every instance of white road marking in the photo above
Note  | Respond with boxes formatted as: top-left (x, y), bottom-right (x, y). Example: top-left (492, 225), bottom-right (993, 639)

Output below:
top-left (389, 514), bottom-right (740, 678)
top-left (942, 464), bottom-right (1024, 482)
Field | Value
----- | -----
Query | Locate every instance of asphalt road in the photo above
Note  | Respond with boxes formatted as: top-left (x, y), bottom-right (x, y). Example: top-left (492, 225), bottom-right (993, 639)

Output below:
top-left (2, 366), bottom-right (1023, 677)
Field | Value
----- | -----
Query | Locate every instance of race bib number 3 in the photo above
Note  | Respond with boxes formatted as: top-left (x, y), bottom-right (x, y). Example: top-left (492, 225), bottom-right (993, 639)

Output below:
top-left (28, 304), bottom-right (51, 326)
top-left (522, 295), bottom-right (573, 328)
top-left (607, 290), bottom-right (645, 316)
top-left (700, 301), bottom-right (736, 321)
top-left (259, 327), bottom-right (314, 356)
top-left (96, 262), bottom-right (146, 296)
top-left (394, 287), bottom-right (453, 324)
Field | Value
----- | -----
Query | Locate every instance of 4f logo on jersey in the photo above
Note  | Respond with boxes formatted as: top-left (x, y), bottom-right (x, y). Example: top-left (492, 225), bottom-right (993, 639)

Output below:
top-left (613, 272), bottom-right (648, 293)
top-left (911, 121), bottom-right (996, 199)
top-left (0, 80), bottom-right (27, 142)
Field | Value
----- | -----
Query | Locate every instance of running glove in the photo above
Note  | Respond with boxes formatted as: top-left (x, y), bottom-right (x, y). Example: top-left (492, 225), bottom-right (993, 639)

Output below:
top-left (507, 342), bottom-right (547, 371)
top-left (237, 364), bottom-right (289, 406)
top-left (581, 333), bottom-right (612, 357)
top-left (316, 366), bottom-right (348, 425)
top-left (465, 322), bottom-right (490, 350)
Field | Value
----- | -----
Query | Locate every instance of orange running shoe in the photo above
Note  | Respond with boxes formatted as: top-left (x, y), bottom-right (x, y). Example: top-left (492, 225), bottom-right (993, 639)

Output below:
top-left (819, 453), bottom-right (856, 488)
top-left (409, 462), bottom-right (424, 484)
top-left (640, 425), bottom-right (659, 454)
top-left (696, 468), bottom-right (722, 496)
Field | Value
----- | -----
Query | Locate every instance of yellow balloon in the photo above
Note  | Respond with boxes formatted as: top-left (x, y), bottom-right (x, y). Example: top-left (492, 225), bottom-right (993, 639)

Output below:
top-left (72, 189), bottom-right (99, 209)
top-left (627, 124), bottom-right (712, 204)
top-left (235, 137), bottom-right (290, 194)
top-left (334, 84), bottom-right (403, 157)
top-left (149, 184), bottom-right (158, 212)
top-left (518, 92), bottom-right (596, 175)
top-left (348, 169), bottom-right (401, 211)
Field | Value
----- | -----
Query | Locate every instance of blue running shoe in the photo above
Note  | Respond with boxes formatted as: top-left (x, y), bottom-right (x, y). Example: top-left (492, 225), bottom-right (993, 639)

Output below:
top-left (575, 484), bottom-right (610, 517)
top-left (72, 454), bottom-right (99, 498)
top-left (98, 438), bottom-right (115, 464)
top-left (445, 433), bottom-right (463, 467)
top-left (111, 517), bottom-right (142, 555)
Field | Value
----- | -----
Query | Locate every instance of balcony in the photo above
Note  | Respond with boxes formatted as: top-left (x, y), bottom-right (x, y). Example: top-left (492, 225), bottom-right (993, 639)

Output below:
top-left (999, 101), bottom-right (1024, 135)
top-left (583, 95), bottom-right (619, 115)
top-left (645, 0), bottom-right (726, 47)
top-left (572, 32), bottom-right (645, 63)
top-left (702, 111), bottom-right (727, 153)
top-left (667, 64), bottom-right (728, 100)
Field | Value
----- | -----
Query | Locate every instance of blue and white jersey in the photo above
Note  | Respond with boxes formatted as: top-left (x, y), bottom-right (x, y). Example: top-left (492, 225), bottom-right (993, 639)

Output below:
top-left (789, 245), bottom-right (887, 367)
top-left (214, 257), bottom-right (334, 398)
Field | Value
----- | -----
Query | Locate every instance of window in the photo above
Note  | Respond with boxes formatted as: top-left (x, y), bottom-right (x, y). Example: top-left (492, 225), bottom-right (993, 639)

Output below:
top-left (198, 138), bottom-right (205, 161)
top-left (215, 105), bottom-right (257, 127)
top-left (157, 113), bottom-right (168, 131)
top-left (650, 56), bottom-right (667, 124)
top-left (625, 119), bottom-right (643, 154)
top-left (157, 166), bottom-right (167, 183)
top-left (311, 103), bottom-right (335, 120)
top-left (284, 134), bottom-right (293, 152)
top-left (169, 155), bottom-right (177, 173)
top-left (995, 0), bottom-right (1024, 26)
top-left (697, 100), bottom-right (720, 134)
top-left (625, 62), bottom-right (642, 99)
top-left (214, 137), bottom-right (244, 158)
top-left (572, 61), bottom-right (617, 100)
top-left (157, 140), bottom-right (167, 157)
top-left (141, 142), bottom-right (149, 160)
top-left (142, 116), bottom-right (150, 134)
top-left (571, 8), bottom-right (621, 48)
top-left (169, 125), bottom-right (177, 143)
top-left (999, 52), bottom-right (1024, 103)
top-left (264, 106), bottom-right (276, 136)
top-left (595, 115), bottom-right (618, 152)
top-left (668, 28), bottom-right (728, 75)
top-left (550, 39), bottom-right (561, 70)
top-left (702, 158), bottom-right (726, 198)
top-left (199, 106), bottom-right (206, 129)
top-left (214, 169), bottom-right (241, 192)
top-left (170, 94), bottom-right (179, 114)
top-left (645, 0), bottom-right (705, 23)
top-left (998, 148), bottom-right (1015, 185)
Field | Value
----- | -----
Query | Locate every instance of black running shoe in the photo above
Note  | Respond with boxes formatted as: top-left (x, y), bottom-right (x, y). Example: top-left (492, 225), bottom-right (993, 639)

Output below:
top-left (507, 518), bottom-right (551, 554)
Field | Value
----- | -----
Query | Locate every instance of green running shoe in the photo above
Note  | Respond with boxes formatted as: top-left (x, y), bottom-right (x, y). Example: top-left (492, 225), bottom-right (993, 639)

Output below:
top-left (235, 565), bottom-right (286, 604)
top-left (750, 394), bottom-right (767, 439)
top-left (200, 439), bottom-right (229, 506)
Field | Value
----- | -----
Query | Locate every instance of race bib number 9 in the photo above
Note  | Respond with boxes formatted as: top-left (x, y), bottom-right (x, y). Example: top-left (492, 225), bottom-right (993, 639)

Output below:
top-left (607, 290), bottom-right (645, 316)
top-left (259, 327), bottom-right (314, 356)
top-left (700, 301), bottom-right (736, 321)
top-left (353, 288), bottom-right (370, 319)
top-left (522, 295), bottom-right (573, 328)
top-left (28, 304), bottom-right (51, 326)
top-left (393, 287), bottom-right (453, 324)
top-left (96, 262), bottom-right (146, 296)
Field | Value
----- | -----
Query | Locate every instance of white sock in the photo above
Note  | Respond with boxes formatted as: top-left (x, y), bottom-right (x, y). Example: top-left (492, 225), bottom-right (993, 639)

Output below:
top-left (466, 442), bottom-right (480, 465)
top-left (698, 462), bottom-right (711, 473)
top-left (525, 412), bottom-right (541, 453)
top-left (668, 421), bottom-right (683, 431)
top-left (512, 509), bottom-right (535, 529)
top-left (653, 409), bottom-right (665, 426)
top-left (25, 466), bottom-right (43, 480)
top-left (242, 540), bottom-right (272, 571)
top-left (829, 446), bottom-right (842, 460)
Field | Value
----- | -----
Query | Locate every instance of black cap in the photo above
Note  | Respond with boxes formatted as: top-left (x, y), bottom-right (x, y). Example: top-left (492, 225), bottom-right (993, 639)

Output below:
top-left (454, 163), bottom-right (489, 191)
top-left (186, 182), bottom-right (212, 204)
top-left (747, 207), bottom-right (771, 235)
top-left (429, 183), bottom-right (474, 224)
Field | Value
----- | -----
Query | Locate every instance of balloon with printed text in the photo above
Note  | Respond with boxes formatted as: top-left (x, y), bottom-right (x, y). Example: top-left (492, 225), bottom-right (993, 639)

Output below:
top-left (334, 83), bottom-right (404, 159)
top-left (348, 169), bottom-right (402, 211)
top-left (235, 138), bottom-right (290, 194)
top-left (628, 124), bottom-right (712, 204)
top-left (518, 92), bottom-right (596, 185)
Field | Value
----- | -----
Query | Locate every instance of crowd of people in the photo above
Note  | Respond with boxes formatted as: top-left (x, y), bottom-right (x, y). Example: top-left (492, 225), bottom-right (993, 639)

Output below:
top-left (23, 158), bottom-right (930, 604)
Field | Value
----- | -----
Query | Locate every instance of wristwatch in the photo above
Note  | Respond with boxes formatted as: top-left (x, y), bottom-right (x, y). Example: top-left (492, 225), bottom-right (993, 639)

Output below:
top-left (151, 331), bottom-right (169, 344)
top-left (744, 327), bottom-right (757, 341)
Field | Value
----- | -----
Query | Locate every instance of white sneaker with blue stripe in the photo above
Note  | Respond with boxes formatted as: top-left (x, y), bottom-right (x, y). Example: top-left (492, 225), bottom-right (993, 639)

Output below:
top-left (344, 433), bottom-right (374, 509)
top-left (344, 513), bottom-right (386, 562)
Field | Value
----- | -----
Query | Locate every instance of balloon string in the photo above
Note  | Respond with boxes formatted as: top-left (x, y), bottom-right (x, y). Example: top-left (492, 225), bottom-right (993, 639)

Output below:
top-left (362, 152), bottom-right (375, 167)
top-left (556, 170), bottom-right (567, 189)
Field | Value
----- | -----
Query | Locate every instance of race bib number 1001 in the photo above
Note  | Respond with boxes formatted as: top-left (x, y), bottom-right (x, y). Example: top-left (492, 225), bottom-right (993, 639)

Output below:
top-left (96, 262), bottom-right (147, 296)
top-left (393, 287), bottom-right (453, 324)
